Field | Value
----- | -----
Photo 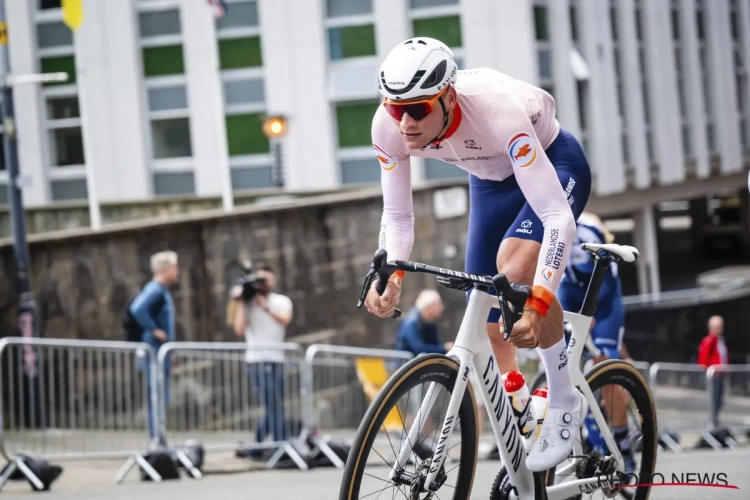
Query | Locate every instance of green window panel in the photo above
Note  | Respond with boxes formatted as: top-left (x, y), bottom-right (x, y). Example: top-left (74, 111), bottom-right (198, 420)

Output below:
top-left (328, 24), bottom-right (376, 60)
top-left (226, 113), bottom-right (270, 155)
top-left (143, 45), bottom-right (185, 77)
top-left (218, 37), bottom-right (263, 69)
top-left (412, 15), bottom-right (462, 47)
top-left (41, 55), bottom-right (76, 86)
top-left (336, 101), bottom-right (379, 148)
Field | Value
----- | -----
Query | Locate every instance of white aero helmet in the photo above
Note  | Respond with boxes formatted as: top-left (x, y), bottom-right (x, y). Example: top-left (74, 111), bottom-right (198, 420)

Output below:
top-left (378, 37), bottom-right (458, 101)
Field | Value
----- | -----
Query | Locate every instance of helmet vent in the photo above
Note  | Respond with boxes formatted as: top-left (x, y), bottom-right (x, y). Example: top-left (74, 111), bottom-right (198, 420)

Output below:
top-left (417, 39), bottom-right (427, 45)
top-left (420, 60), bottom-right (447, 89)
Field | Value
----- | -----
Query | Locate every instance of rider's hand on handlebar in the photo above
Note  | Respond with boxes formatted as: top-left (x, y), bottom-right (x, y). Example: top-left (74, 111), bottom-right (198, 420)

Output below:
top-left (364, 277), bottom-right (402, 318)
top-left (501, 306), bottom-right (543, 349)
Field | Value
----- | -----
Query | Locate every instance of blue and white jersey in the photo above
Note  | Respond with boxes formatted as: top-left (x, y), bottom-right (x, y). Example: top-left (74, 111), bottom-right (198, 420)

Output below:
top-left (562, 213), bottom-right (618, 293)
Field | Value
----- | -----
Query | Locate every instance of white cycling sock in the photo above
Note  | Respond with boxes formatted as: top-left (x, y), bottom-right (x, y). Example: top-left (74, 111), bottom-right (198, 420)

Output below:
top-left (537, 337), bottom-right (578, 408)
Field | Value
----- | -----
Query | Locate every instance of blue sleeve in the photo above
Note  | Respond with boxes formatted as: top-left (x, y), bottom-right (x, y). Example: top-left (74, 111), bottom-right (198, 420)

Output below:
top-left (130, 284), bottom-right (162, 333)
top-left (400, 320), bottom-right (446, 355)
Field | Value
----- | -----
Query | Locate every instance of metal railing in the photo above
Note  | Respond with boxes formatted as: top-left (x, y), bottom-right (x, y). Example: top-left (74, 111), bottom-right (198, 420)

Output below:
top-left (0, 337), bottom-right (159, 487)
top-left (706, 364), bottom-right (750, 446)
top-left (156, 341), bottom-right (309, 470)
top-left (0, 337), bottom-right (743, 488)
top-left (648, 362), bottom-right (750, 452)
top-left (303, 344), bottom-right (414, 468)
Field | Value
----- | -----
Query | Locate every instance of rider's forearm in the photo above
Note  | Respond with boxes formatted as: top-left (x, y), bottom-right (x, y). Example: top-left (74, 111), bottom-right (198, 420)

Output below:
top-left (528, 211), bottom-right (576, 317)
top-left (379, 211), bottom-right (415, 262)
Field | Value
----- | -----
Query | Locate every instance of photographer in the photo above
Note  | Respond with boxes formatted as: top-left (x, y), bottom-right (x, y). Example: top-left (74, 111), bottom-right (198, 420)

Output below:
top-left (230, 262), bottom-right (293, 456)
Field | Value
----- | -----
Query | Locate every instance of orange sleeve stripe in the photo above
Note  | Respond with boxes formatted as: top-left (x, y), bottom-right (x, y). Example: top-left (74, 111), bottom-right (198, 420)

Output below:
top-left (392, 270), bottom-right (405, 280)
top-left (526, 286), bottom-right (554, 317)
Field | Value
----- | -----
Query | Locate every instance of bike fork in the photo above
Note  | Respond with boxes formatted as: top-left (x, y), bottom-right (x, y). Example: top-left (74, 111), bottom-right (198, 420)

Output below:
top-left (389, 381), bottom-right (442, 480)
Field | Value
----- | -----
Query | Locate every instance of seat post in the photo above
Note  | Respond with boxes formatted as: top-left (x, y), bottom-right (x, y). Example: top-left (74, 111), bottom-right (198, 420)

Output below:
top-left (579, 253), bottom-right (611, 318)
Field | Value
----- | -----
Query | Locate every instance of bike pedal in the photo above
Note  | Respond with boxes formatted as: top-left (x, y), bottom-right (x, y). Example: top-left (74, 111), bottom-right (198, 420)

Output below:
top-left (436, 276), bottom-right (472, 291)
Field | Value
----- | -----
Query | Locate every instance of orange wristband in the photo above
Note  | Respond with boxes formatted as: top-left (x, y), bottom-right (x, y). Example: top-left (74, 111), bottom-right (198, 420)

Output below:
top-left (392, 270), bottom-right (405, 280)
top-left (525, 286), bottom-right (554, 317)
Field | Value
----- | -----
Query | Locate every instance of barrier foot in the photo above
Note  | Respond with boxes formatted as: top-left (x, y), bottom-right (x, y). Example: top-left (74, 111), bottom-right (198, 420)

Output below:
top-left (658, 432), bottom-right (682, 453)
top-left (311, 438), bottom-right (345, 469)
top-left (0, 457), bottom-right (45, 492)
top-left (700, 431), bottom-right (724, 451)
top-left (267, 444), bottom-right (309, 471)
top-left (174, 450), bottom-right (202, 479)
top-left (114, 454), bottom-right (162, 484)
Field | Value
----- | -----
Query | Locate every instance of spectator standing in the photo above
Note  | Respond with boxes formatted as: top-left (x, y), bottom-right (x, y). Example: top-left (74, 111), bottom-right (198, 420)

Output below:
top-left (128, 251), bottom-right (179, 442)
top-left (698, 315), bottom-right (729, 428)
top-left (231, 263), bottom-right (293, 456)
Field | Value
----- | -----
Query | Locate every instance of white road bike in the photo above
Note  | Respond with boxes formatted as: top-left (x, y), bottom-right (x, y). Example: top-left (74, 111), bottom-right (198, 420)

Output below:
top-left (339, 244), bottom-right (658, 500)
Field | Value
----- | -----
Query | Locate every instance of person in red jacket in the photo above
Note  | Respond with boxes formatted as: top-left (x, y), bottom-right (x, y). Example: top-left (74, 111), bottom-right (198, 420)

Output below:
top-left (697, 315), bottom-right (729, 427)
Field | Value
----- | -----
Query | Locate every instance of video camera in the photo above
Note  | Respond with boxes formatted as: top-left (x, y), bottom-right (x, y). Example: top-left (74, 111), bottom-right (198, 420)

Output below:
top-left (235, 260), bottom-right (268, 302)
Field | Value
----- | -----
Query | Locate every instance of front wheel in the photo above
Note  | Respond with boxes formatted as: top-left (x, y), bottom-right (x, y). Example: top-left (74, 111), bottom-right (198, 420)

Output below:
top-left (338, 354), bottom-right (478, 499)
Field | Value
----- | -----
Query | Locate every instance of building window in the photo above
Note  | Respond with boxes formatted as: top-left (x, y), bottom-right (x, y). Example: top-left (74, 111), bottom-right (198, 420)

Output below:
top-left (40, 56), bottom-right (76, 86)
top-left (37, 21), bottom-right (73, 48)
top-left (327, 0), bottom-right (373, 17)
top-left (153, 172), bottom-right (195, 196)
top-left (151, 118), bottom-right (192, 159)
top-left (50, 179), bottom-right (88, 201)
top-left (410, 0), bottom-right (459, 8)
top-left (534, 6), bottom-right (549, 41)
top-left (412, 16), bottom-right (462, 47)
top-left (39, 0), bottom-right (61, 10)
top-left (336, 101), bottom-right (378, 148)
top-left (218, 37), bottom-right (263, 69)
top-left (216, 1), bottom-right (269, 191)
top-left (328, 25), bottom-right (376, 60)
top-left (36, 5), bottom-right (86, 195)
top-left (139, 4), bottom-right (193, 173)
top-left (226, 113), bottom-right (269, 156)
top-left (216, 0), bottom-right (259, 29)
top-left (325, 0), bottom-right (376, 61)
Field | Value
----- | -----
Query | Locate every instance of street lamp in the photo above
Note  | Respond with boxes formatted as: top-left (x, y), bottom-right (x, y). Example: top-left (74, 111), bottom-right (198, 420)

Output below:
top-left (0, 0), bottom-right (69, 431)
top-left (262, 115), bottom-right (288, 188)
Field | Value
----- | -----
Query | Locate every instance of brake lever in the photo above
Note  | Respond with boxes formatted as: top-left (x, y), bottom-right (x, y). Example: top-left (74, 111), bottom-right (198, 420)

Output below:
top-left (357, 249), bottom-right (402, 319)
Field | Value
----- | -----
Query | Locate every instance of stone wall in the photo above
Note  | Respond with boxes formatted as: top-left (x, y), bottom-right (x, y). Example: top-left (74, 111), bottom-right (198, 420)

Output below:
top-left (0, 186), bottom-right (358, 238)
top-left (0, 181), bottom-right (473, 349)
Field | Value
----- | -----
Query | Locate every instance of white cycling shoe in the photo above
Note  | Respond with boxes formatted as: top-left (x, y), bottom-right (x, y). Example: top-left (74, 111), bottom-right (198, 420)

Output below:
top-left (525, 391), bottom-right (587, 472)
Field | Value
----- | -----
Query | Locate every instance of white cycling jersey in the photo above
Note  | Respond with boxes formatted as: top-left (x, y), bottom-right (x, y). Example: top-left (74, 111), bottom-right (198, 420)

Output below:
top-left (372, 67), bottom-right (576, 299)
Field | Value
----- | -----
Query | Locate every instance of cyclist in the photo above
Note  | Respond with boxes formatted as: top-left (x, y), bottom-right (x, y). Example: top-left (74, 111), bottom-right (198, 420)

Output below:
top-left (363, 37), bottom-right (592, 471)
top-left (557, 212), bottom-right (635, 472)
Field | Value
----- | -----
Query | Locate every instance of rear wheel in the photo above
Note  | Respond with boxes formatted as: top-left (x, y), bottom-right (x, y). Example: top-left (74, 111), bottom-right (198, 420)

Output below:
top-left (547, 360), bottom-right (658, 500)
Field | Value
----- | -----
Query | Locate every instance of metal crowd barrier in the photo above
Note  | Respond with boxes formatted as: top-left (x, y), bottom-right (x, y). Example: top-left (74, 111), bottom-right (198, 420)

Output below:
top-left (646, 362), bottom-right (749, 452)
top-left (157, 341), bottom-right (309, 471)
top-left (303, 344), bottom-right (414, 468)
top-left (706, 364), bottom-right (750, 447)
top-left (0, 337), bottom-right (159, 488)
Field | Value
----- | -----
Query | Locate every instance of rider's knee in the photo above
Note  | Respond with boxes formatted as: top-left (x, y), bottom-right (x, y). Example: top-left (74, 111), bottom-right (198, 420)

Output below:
top-left (496, 244), bottom-right (537, 285)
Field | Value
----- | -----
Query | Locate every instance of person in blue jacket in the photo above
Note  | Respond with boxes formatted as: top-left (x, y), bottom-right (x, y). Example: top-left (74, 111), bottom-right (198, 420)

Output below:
top-left (129, 250), bottom-right (180, 442)
top-left (395, 289), bottom-right (453, 357)
top-left (556, 212), bottom-right (634, 472)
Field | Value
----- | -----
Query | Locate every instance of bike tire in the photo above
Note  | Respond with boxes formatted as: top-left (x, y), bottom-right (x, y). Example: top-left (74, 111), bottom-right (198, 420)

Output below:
top-left (583, 359), bottom-right (658, 500)
top-left (339, 353), bottom-right (478, 500)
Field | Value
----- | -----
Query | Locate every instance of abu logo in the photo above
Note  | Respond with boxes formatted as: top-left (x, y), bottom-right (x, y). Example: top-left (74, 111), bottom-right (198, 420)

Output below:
top-left (541, 268), bottom-right (555, 282)
top-left (373, 144), bottom-right (396, 171)
top-left (515, 219), bottom-right (533, 235)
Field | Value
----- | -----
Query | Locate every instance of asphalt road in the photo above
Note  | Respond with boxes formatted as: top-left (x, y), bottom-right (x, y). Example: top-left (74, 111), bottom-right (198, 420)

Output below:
top-left (1, 448), bottom-right (748, 500)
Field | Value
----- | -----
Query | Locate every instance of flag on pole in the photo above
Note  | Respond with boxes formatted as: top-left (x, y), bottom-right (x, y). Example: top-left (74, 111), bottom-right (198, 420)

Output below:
top-left (208, 0), bottom-right (228, 18)
top-left (62, 0), bottom-right (84, 31)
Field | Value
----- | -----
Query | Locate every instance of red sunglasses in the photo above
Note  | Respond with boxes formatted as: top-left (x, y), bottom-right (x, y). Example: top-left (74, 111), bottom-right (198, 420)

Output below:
top-left (383, 86), bottom-right (449, 122)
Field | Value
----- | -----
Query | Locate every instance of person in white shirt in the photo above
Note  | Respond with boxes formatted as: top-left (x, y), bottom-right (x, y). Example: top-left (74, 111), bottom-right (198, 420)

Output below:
top-left (231, 263), bottom-right (293, 451)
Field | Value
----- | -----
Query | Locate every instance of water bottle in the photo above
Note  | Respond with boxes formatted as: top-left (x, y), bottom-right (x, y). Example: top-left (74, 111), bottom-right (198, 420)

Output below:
top-left (530, 386), bottom-right (549, 436)
top-left (502, 371), bottom-right (536, 452)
